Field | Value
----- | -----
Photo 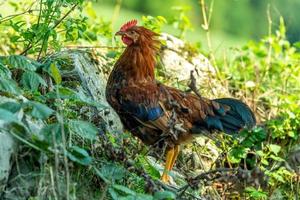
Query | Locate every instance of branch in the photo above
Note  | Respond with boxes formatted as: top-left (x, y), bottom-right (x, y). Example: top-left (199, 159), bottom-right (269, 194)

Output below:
top-left (65, 45), bottom-right (125, 50)
top-left (187, 70), bottom-right (201, 97)
top-left (0, 9), bottom-right (38, 24)
top-left (199, 0), bottom-right (220, 79)
top-left (0, 0), bottom-right (38, 24)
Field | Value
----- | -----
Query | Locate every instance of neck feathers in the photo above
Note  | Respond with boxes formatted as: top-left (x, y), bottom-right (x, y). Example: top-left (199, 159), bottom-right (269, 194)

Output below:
top-left (116, 28), bottom-right (160, 82)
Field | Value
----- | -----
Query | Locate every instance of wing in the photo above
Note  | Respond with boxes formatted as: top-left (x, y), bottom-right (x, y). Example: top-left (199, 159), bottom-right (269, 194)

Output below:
top-left (118, 83), bottom-right (170, 133)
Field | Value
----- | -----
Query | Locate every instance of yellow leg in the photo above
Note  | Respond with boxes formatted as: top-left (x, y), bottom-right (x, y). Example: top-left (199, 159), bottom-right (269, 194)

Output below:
top-left (170, 145), bottom-right (180, 170)
top-left (161, 148), bottom-right (174, 183)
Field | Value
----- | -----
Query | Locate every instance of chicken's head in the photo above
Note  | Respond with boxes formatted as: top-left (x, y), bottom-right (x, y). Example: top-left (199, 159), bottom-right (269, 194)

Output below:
top-left (115, 19), bottom-right (158, 47)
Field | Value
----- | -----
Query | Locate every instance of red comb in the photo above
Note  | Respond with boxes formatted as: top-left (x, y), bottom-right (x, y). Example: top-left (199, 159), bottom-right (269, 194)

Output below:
top-left (120, 19), bottom-right (138, 31)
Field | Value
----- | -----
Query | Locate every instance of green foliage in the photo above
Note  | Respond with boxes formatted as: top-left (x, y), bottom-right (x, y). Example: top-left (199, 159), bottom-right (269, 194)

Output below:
top-left (68, 120), bottom-right (98, 140)
top-left (245, 187), bottom-right (268, 200)
top-left (26, 101), bottom-right (54, 119)
top-left (142, 16), bottom-right (167, 33)
top-left (49, 63), bottom-right (62, 85)
top-left (20, 71), bottom-right (47, 91)
top-left (67, 146), bottom-right (92, 166)
top-left (219, 18), bottom-right (300, 199)
top-left (0, 77), bottom-right (22, 95)
top-left (169, 6), bottom-right (193, 38)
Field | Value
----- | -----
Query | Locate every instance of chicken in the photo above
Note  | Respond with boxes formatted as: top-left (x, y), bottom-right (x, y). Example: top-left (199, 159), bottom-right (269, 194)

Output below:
top-left (105, 20), bottom-right (256, 183)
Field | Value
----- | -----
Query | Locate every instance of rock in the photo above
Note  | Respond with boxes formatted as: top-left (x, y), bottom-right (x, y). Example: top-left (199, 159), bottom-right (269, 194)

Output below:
top-left (49, 50), bottom-right (123, 134)
top-left (0, 132), bottom-right (15, 195)
top-left (0, 95), bottom-right (45, 199)
top-left (160, 33), bottom-right (229, 97)
top-left (0, 97), bottom-right (18, 195)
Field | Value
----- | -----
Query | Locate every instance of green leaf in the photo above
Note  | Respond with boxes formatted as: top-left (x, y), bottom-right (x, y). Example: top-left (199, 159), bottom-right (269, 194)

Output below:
top-left (26, 101), bottom-right (54, 119)
top-left (0, 78), bottom-right (21, 95)
top-left (0, 63), bottom-right (11, 78)
top-left (94, 167), bottom-right (109, 183)
top-left (68, 120), bottom-right (98, 140)
top-left (31, 134), bottom-right (51, 151)
top-left (50, 63), bottom-right (62, 84)
top-left (46, 86), bottom-right (107, 109)
top-left (228, 147), bottom-right (248, 163)
top-left (76, 90), bottom-right (107, 109)
top-left (6, 55), bottom-right (37, 71)
top-left (294, 41), bottom-right (300, 49)
top-left (153, 191), bottom-right (176, 200)
top-left (269, 155), bottom-right (285, 162)
top-left (134, 194), bottom-right (153, 200)
top-left (99, 163), bottom-right (125, 182)
top-left (0, 108), bottom-right (19, 123)
top-left (269, 144), bottom-right (281, 155)
top-left (245, 187), bottom-right (268, 199)
top-left (21, 71), bottom-right (47, 91)
top-left (138, 156), bottom-right (160, 179)
top-left (67, 146), bottom-right (92, 166)
top-left (112, 184), bottom-right (136, 196)
top-left (108, 188), bottom-right (119, 200)
top-left (0, 102), bottom-right (21, 113)
top-left (39, 123), bottom-right (65, 143)
top-left (46, 86), bottom-right (77, 99)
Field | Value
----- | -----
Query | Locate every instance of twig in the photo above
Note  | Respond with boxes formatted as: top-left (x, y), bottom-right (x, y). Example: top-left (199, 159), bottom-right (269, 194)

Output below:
top-left (0, 9), bottom-right (39, 24)
top-left (54, 4), bottom-right (78, 29)
top-left (199, 0), bottom-right (220, 80)
top-left (99, 184), bottom-right (109, 200)
top-left (178, 168), bottom-right (238, 198)
top-left (266, 4), bottom-right (273, 71)
top-left (187, 70), bottom-right (201, 97)
top-left (65, 45), bottom-right (125, 50)
top-left (49, 166), bottom-right (59, 200)
top-left (52, 129), bottom-right (61, 199)
top-left (37, 0), bottom-right (43, 26)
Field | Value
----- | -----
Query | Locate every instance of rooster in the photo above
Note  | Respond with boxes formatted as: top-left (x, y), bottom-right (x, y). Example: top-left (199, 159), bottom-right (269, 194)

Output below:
top-left (106, 20), bottom-right (256, 183)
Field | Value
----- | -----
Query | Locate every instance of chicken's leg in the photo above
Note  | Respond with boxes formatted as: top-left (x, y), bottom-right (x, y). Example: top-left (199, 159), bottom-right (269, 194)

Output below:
top-left (161, 145), bottom-right (180, 183)
top-left (170, 145), bottom-right (180, 170)
top-left (161, 147), bottom-right (174, 183)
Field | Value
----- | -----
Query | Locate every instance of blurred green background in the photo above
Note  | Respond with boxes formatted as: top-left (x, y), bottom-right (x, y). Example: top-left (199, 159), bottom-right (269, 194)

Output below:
top-left (94, 0), bottom-right (300, 51)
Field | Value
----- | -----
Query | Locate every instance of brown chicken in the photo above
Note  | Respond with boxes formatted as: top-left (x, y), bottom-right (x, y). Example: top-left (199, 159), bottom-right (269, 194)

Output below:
top-left (106, 20), bottom-right (256, 183)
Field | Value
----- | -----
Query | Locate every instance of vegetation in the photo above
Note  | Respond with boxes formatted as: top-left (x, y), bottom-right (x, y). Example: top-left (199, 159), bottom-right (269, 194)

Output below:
top-left (0, 0), bottom-right (299, 199)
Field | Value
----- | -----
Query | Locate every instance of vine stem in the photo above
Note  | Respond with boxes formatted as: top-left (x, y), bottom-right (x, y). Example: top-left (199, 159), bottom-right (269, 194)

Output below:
top-left (199, 0), bottom-right (220, 80)
top-left (0, 9), bottom-right (38, 24)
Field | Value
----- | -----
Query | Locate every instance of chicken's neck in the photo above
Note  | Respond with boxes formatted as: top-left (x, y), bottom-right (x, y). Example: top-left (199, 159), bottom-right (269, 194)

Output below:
top-left (115, 44), bottom-right (156, 83)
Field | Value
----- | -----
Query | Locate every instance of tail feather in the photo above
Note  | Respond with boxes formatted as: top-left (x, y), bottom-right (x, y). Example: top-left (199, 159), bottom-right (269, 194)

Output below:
top-left (213, 98), bottom-right (256, 134)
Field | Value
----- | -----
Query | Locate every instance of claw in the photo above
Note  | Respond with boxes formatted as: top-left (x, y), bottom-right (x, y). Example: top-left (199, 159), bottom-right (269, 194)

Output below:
top-left (161, 173), bottom-right (171, 183)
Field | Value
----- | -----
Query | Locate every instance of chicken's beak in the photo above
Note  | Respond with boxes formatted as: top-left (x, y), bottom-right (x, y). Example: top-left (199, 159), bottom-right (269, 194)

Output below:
top-left (115, 31), bottom-right (126, 36)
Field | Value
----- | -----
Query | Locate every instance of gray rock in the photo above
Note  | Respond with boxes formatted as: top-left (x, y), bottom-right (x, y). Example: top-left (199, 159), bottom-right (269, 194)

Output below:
top-left (0, 132), bottom-right (15, 195)
top-left (0, 97), bottom-right (19, 195)
top-left (160, 33), bottom-right (229, 97)
top-left (50, 50), bottom-right (123, 134)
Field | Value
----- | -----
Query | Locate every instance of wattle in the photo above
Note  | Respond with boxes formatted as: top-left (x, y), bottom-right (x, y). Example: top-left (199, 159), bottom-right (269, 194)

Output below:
top-left (121, 36), bottom-right (133, 46)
